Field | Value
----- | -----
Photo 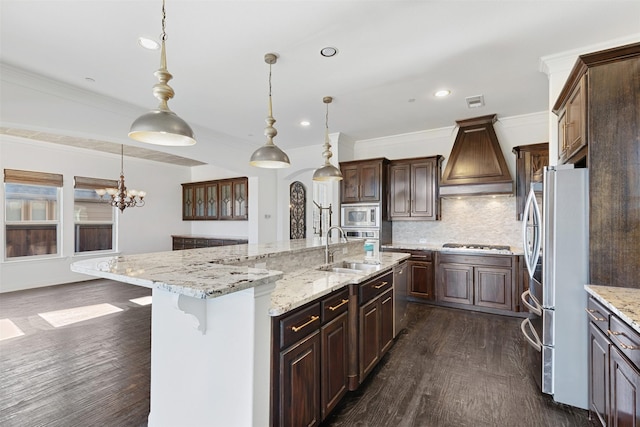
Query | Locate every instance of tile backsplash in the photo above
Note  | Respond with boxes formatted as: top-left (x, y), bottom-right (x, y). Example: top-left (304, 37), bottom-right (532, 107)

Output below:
top-left (392, 197), bottom-right (523, 249)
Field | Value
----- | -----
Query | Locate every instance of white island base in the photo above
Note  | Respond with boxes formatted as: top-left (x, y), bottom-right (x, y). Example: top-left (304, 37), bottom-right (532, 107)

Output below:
top-left (147, 282), bottom-right (276, 427)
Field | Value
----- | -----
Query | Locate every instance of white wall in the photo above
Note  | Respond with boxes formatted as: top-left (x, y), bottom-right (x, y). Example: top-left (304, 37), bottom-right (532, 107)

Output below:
top-left (0, 137), bottom-right (192, 292)
top-left (353, 112), bottom-right (549, 248)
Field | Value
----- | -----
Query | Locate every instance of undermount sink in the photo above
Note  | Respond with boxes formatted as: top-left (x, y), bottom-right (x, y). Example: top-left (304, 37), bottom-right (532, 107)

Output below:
top-left (318, 261), bottom-right (382, 275)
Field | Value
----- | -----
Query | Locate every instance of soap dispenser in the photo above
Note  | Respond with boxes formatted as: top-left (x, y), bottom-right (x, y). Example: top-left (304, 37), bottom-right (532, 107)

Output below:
top-left (364, 239), bottom-right (379, 263)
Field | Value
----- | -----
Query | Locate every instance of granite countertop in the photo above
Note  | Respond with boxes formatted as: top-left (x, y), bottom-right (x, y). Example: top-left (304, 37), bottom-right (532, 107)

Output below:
top-left (383, 242), bottom-right (524, 256)
top-left (585, 285), bottom-right (640, 333)
top-left (71, 239), bottom-right (410, 316)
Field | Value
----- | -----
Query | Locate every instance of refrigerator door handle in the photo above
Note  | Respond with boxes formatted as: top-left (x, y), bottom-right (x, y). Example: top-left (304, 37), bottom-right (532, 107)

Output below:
top-left (521, 289), bottom-right (542, 316)
top-left (520, 318), bottom-right (542, 352)
top-left (522, 187), bottom-right (542, 278)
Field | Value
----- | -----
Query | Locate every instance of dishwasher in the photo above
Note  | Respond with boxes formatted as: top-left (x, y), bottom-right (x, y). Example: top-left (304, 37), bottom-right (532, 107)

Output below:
top-left (393, 260), bottom-right (408, 337)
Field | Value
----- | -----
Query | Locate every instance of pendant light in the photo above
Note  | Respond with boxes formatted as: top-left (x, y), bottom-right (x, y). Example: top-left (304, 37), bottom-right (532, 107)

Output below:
top-left (312, 96), bottom-right (343, 181)
top-left (249, 53), bottom-right (291, 168)
top-left (128, 0), bottom-right (196, 146)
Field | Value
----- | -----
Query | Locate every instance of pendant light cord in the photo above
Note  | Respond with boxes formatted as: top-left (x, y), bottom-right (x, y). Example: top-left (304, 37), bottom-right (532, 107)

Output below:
top-left (161, 0), bottom-right (167, 42)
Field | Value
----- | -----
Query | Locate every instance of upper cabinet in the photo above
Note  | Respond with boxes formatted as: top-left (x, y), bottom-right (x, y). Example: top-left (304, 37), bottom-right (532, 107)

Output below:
top-left (389, 156), bottom-right (442, 221)
top-left (555, 74), bottom-right (587, 165)
top-left (182, 177), bottom-right (248, 221)
top-left (512, 143), bottom-right (548, 221)
top-left (340, 158), bottom-right (388, 204)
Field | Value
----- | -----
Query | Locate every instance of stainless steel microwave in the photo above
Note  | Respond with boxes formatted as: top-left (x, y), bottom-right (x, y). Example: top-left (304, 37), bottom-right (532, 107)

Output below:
top-left (341, 204), bottom-right (380, 228)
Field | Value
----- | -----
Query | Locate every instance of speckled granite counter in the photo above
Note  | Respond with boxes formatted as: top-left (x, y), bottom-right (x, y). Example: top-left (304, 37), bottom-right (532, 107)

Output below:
top-left (383, 242), bottom-right (524, 255)
top-left (71, 238), bottom-right (410, 315)
top-left (585, 285), bottom-right (640, 333)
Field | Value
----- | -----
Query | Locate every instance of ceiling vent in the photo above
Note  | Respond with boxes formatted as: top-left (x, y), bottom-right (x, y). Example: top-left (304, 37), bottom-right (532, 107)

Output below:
top-left (439, 114), bottom-right (513, 197)
top-left (465, 95), bottom-right (485, 109)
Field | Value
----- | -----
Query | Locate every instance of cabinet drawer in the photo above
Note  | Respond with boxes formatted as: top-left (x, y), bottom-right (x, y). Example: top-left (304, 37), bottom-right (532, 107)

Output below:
top-left (280, 303), bottom-right (321, 350)
top-left (408, 250), bottom-right (432, 262)
top-left (439, 253), bottom-right (512, 267)
top-left (321, 289), bottom-right (350, 324)
top-left (359, 272), bottom-right (393, 305)
top-left (609, 315), bottom-right (640, 368)
top-left (586, 297), bottom-right (610, 334)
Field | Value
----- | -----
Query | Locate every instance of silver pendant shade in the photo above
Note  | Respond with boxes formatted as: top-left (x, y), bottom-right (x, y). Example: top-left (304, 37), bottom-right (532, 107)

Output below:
top-left (312, 96), bottom-right (343, 181)
top-left (249, 53), bottom-right (291, 168)
top-left (128, 0), bottom-right (196, 146)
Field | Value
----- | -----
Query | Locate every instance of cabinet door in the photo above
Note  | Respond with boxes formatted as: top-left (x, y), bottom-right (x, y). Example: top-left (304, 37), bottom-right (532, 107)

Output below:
top-left (359, 163), bottom-right (381, 202)
top-left (182, 185), bottom-right (195, 220)
top-left (558, 108), bottom-right (569, 163)
top-left (193, 184), bottom-right (206, 218)
top-left (205, 183), bottom-right (218, 219)
top-left (279, 331), bottom-right (321, 427)
top-left (389, 163), bottom-right (411, 218)
top-left (565, 75), bottom-right (587, 160)
top-left (321, 312), bottom-right (348, 420)
top-left (610, 345), bottom-right (640, 427)
top-left (380, 289), bottom-right (394, 355)
top-left (474, 267), bottom-right (512, 311)
top-left (410, 160), bottom-right (436, 219)
top-left (359, 297), bottom-right (380, 382)
top-left (438, 263), bottom-right (473, 305)
top-left (219, 181), bottom-right (233, 219)
top-left (589, 322), bottom-right (610, 427)
top-left (408, 260), bottom-right (434, 300)
top-left (341, 165), bottom-right (360, 203)
top-left (233, 179), bottom-right (248, 220)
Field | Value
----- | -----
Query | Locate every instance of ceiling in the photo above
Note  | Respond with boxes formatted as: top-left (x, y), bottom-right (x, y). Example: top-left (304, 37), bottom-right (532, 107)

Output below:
top-left (1, 1), bottom-right (639, 167)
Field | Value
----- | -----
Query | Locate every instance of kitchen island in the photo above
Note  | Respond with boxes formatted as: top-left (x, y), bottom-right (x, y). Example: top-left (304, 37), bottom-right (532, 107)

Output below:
top-left (71, 239), bottom-right (408, 427)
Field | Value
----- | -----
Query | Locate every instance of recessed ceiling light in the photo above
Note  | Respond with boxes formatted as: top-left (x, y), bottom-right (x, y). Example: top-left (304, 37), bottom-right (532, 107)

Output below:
top-left (435, 90), bottom-right (451, 97)
top-left (138, 36), bottom-right (160, 50)
top-left (300, 120), bottom-right (311, 127)
top-left (320, 47), bottom-right (338, 57)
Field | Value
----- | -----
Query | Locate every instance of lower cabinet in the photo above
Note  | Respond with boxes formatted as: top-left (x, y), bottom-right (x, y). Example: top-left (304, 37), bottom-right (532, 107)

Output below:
top-left (271, 288), bottom-right (350, 427)
top-left (357, 272), bottom-right (394, 383)
top-left (587, 295), bottom-right (640, 427)
top-left (437, 253), bottom-right (515, 313)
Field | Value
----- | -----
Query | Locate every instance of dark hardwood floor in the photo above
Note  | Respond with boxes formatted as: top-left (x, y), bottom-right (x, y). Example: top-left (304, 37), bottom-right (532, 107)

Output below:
top-left (0, 280), bottom-right (596, 427)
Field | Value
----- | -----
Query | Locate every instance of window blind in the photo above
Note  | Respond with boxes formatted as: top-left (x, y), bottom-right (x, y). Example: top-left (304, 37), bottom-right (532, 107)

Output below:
top-left (4, 169), bottom-right (63, 187)
top-left (74, 176), bottom-right (118, 190)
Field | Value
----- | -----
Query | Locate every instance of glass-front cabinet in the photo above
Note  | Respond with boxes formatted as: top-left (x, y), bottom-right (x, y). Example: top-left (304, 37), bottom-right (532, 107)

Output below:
top-left (182, 177), bottom-right (247, 221)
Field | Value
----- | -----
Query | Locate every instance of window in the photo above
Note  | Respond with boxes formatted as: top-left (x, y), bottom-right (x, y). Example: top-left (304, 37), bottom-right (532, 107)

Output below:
top-left (4, 169), bottom-right (62, 259)
top-left (74, 176), bottom-right (117, 253)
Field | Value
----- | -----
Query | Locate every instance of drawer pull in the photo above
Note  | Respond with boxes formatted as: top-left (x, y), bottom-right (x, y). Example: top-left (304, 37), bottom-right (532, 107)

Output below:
top-left (373, 281), bottom-right (388, 289)
top-left (291, 315), bottom-right (319, 332)
top-left (412, 255), bottom-right (428, 259)
top-left (328, 299), bottom-right (349, 311)
top-left (608, 330), bottom-right (640, 350)
top-left (585, 308), bottom-right (606, 322)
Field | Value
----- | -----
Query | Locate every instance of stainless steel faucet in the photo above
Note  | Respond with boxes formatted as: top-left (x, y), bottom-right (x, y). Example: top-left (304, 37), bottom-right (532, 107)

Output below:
top-left (325, 226), bottom-right (348, 264)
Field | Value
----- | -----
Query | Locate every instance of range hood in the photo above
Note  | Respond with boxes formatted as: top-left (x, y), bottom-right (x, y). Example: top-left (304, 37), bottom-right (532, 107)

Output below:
top-left (439, 114), bottom-right (513, 197)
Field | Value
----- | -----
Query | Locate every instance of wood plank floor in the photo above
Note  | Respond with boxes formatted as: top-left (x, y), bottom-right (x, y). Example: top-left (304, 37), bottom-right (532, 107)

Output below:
top-left (0, 280), bottom-right (597, 427)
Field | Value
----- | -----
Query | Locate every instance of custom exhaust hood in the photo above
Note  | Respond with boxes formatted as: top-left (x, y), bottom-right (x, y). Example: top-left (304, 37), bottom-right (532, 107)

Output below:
top-left (439, 114), bottom-right (513, 197)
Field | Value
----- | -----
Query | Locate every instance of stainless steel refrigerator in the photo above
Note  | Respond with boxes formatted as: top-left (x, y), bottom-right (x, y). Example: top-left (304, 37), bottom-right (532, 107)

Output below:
top-left (520, 165), bottom-right (589, 409)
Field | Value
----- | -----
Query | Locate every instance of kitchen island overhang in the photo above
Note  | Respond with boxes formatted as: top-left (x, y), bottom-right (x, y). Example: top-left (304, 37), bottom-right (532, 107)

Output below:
top-left (70, 239), bottom-right (408, 427)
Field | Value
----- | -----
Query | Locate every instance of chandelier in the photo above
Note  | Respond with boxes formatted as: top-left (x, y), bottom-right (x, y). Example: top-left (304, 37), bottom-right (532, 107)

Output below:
top-left (96, 145), bottom-right (146, 212)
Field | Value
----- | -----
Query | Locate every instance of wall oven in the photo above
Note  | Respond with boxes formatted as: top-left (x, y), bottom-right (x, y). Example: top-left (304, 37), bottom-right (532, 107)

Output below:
top-left (340, 204), bottom-right (380, 229)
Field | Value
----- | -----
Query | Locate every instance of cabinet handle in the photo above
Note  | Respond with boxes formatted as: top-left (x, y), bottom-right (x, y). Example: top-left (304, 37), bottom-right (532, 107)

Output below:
top-left (412, 255), bottom-right (428, 259)
top-left (608, 330), bottom-right (640, 350)
top-left (373, 281), bottom-right (388, 289)
top-left (291, 315), bottom-right (319, 332)
top-left (328, 299), bottom-right (349, 311)
top-left (585, 308), bottom-right (606, 322)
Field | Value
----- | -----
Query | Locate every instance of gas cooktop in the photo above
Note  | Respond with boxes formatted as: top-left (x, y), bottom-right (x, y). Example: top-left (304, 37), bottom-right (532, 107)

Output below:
top-left (441, 243), bottom-right (512, 254)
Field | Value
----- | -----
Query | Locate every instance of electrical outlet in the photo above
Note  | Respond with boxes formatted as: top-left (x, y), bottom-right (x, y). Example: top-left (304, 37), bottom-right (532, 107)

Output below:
top-left (342, 247), bottom-right (348, 254)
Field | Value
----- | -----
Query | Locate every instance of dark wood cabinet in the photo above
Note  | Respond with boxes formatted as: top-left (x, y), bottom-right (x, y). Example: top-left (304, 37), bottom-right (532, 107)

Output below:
top-left (171, 235), bottom-right (247, 250)
top-left (512, 143), bottom-right (548, 221)
top-left (389, 156), bottom-right (442, 221)
top-left (409, 257), bottom-right (435, 300)
top-left (272, 288), bottom-right (351, 426)
top-left (182, 177), bottom-right (247, 221)
top-left (586, 294), bottom-right (640, 427)
top-left (556, 75), bottom-right (587, 165)
top-left (355, 271), bottom-right (394, 384)
top-left (339, 158), bottom-right (388, 204)
top-left (437, 253), bottom-right (516, 313)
